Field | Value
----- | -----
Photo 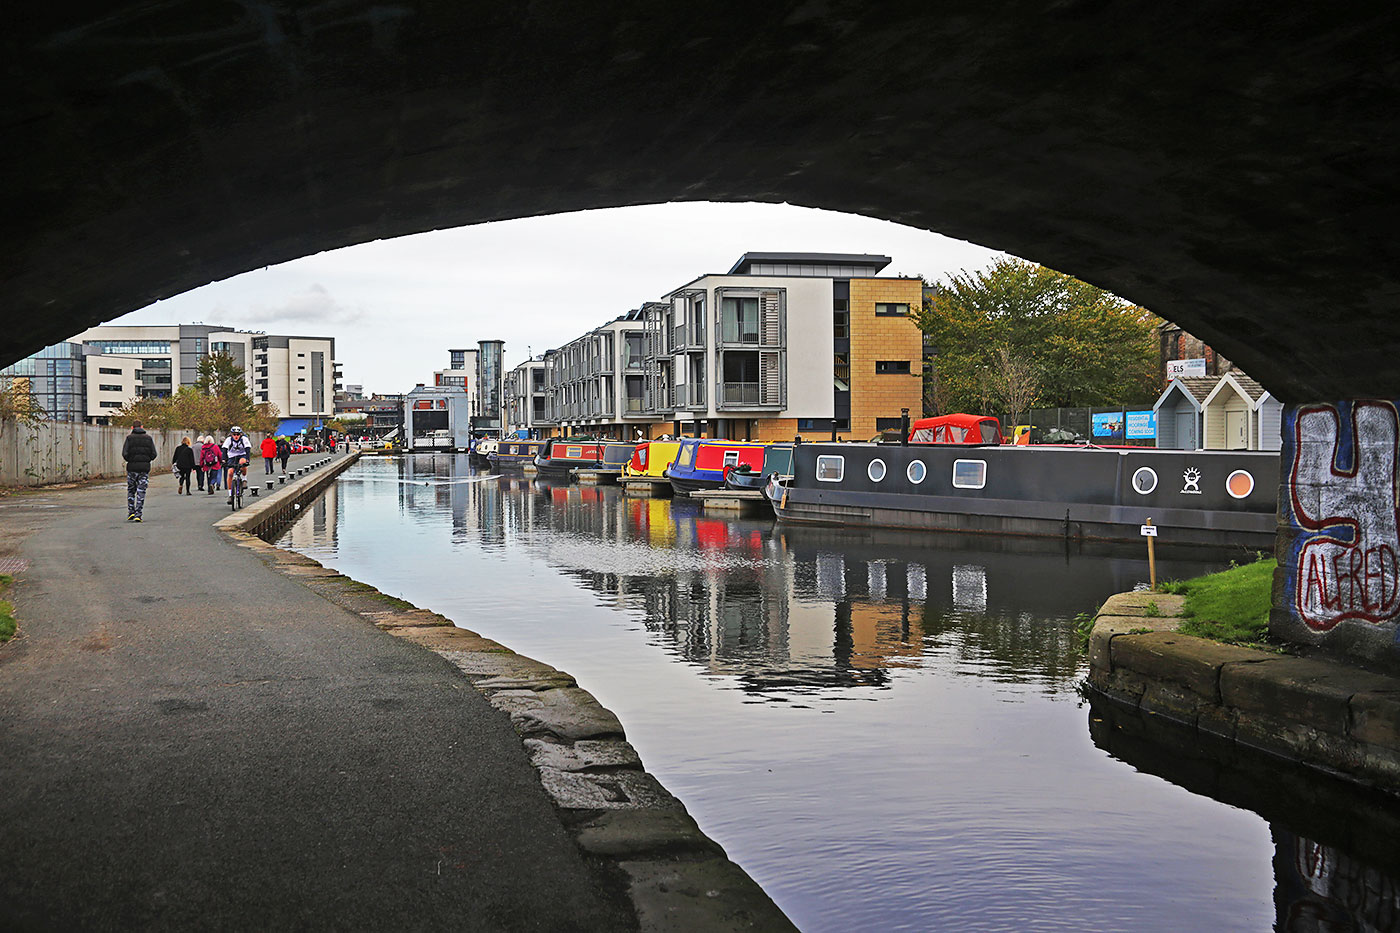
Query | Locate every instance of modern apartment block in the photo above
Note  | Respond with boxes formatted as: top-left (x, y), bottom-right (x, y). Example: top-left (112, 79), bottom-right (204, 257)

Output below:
top-left (523, 252), bottom-right (924, 441)
top-left (504, 356), bottom-right (549, 436)
top-left (72, 324), bottom-right (339, 423)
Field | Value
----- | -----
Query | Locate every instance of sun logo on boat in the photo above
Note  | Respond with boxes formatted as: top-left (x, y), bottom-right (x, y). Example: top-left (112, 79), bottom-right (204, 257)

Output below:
top-left (1181, 467), bottom-right (1202, 494)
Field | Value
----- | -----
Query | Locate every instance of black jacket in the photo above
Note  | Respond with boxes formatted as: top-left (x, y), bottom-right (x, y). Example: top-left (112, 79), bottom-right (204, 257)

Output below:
top-left (172, 444), bottom-right (197, 472)
top-left (122, 428), bottom-right (158, 473)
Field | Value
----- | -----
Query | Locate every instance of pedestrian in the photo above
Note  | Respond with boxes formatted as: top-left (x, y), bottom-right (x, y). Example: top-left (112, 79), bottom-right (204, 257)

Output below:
top-left (194, 435), bottom-right (207, 490)
top-left (328, 434), bottom-right (337, 454)
top-left (121, 419), bottom-right (157, 522)
top-left (199, 435), bottom-right (223, 494)
top-left (172, 436), bottom-right (196, 495)
top-left (260, 433), bottom-right (277, 474)
top-left (276, 435), bottom-right (291, 473)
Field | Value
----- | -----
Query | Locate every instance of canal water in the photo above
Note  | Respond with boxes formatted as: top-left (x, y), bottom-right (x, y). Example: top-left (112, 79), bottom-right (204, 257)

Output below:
top-left (277, 454), bottom-right (1400, 932)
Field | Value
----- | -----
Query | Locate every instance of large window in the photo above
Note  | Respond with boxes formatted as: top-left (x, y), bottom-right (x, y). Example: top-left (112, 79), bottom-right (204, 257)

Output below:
top-left (90, 340), bottom-right (171, 355)
top-left (721, 296), bottom-right (760, 344)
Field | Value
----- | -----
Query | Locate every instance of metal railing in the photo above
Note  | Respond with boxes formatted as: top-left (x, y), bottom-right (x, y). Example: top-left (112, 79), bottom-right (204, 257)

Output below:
top-left (721, 382), bottom-right (761, 405)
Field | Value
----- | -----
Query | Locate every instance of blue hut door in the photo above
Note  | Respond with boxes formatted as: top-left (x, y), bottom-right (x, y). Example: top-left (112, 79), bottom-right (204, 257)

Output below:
top-left (1176, 410), bottom-right (1198, 450)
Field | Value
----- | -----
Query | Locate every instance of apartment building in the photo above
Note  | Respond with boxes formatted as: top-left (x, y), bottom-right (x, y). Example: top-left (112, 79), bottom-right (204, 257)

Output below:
top-left (534, 252), bottom-right (924, 441)
top-left (504, 356), bottom-right (549, 436)
top-left (73, 324), bottom-right (338, 423)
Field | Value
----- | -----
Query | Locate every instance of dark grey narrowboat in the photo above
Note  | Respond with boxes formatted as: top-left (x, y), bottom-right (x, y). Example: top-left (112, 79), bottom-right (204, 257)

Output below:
top-left (768, 442), bottom-right (1279, 549)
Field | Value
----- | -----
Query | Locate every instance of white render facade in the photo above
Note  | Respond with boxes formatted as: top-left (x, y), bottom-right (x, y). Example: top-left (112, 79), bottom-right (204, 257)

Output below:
top-left (74, 324), bottom-right (338, 419)
top-left (504, 357), bottom-right (548, 435)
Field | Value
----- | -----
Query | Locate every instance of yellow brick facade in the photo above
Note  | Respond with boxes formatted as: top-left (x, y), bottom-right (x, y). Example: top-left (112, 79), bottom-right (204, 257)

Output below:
top-left (847, 278), bottom-right (924, 439)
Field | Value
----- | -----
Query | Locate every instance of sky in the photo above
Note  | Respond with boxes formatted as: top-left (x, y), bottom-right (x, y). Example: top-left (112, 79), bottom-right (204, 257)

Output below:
top-left (112, 201), bottom-right (1009, 396)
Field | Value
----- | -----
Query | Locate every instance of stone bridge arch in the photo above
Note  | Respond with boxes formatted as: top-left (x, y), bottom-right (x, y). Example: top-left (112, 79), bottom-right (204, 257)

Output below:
top-left (5, 3), bottom-right (1400, 661)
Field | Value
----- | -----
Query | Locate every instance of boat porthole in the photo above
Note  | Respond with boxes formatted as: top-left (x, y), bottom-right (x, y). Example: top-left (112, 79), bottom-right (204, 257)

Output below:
top-left (1132, 467), bottom-right (1158, 495)
top-left (907, 460), bottom-right (927, 484)
top-left (868, 458), bottom-right (887, 482)
top-left (1226, 469), bottom-right (1254, 499)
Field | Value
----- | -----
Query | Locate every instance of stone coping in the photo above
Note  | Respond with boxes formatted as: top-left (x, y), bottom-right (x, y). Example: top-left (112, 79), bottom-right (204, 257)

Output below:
top-left (216, 459), bottom-right (796, 932)
top-left (1086, 591), bottom-right (1400, 793)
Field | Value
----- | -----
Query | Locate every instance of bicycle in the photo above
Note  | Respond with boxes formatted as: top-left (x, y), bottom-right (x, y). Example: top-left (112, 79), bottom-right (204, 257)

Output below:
top-left (228, 457), bottom-right (248, 510)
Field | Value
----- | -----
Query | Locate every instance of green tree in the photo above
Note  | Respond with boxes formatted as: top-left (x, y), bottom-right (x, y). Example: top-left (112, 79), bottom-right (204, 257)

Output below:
top-left (917, 258), bottom-right (1159, 417)
top-left (115, 353), bottom-right (279, 434)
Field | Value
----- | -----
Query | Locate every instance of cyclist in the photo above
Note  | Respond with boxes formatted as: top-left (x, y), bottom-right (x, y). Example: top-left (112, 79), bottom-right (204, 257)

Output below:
top-left (222, 426), bottom-right (254, 502)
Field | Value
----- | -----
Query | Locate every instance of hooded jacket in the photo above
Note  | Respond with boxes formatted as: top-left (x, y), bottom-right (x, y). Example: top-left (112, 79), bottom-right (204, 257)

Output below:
top-left (261, 437), bottom-right (277, 458)
top-left (121, 427), bottom-right (157, 474)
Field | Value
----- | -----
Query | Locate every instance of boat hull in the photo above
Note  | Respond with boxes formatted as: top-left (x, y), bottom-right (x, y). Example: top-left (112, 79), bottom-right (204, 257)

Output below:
top-left (770, 443), bottom-right (1279, 549)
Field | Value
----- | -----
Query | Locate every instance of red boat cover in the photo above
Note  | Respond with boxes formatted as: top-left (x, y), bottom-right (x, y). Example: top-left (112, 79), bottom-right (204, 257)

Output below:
top-left (908, 414), bottom-right (1003, 445)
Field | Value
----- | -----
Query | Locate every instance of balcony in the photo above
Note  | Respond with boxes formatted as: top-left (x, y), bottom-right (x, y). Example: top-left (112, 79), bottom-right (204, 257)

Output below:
top-left (721, 382), bottom-right (761, 406)
top-left (624, 396), bottom-right (644, 413)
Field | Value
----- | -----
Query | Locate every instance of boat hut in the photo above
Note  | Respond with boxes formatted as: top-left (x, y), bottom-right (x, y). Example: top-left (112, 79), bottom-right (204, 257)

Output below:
top-left (1202, 373), bottom-right (1271, 450)
top-left (1151, 377), bottom-right (1216, 449)
top-left (1256, 391), bottom-right (1284, 451)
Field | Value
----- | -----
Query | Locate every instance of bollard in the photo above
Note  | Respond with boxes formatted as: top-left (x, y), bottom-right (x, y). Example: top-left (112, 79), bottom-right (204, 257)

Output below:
top-left (278, 475), bottom-right (286, 484)
top-left (250, 486), bottom-right (259, 496)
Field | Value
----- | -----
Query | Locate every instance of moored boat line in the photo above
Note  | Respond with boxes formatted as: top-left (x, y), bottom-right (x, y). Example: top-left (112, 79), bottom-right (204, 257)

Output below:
top-left (767, 441), bottom-right (1278, 548)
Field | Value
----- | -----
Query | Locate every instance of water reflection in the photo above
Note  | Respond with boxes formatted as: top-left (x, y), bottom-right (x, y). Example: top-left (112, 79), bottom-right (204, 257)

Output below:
top-left (1089, 697), bottom-right (1400, 931)
top-left (279, 453), bottom-right (1394, 932)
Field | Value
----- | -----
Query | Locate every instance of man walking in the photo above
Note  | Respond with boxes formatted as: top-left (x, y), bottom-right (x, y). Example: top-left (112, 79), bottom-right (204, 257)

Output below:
top-left (121, 419), bottom-right (157, 522)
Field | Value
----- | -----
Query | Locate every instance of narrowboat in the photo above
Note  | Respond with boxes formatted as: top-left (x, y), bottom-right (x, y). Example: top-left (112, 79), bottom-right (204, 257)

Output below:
top-left (625, 440), bottom-right (683, 478)
top-left (724, 443), bottom-right (794, 491)
top-left (533, 437), bottom-right (605, 481)
top-left (488, 439), bottom-right (545, 470)
top-left (664, 438), bottom-right (768, 496)
top-left (595, 442), bottom-right (638, 476)
top-left (767, 441), bottom-right (1279, 549)
top-left (470, 437), bottom-right (499, 463)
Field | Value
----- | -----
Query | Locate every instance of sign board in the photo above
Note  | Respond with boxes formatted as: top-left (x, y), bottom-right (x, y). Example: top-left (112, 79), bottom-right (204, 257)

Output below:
top-left (1092, 413), bottom-right (1125, 439)
top-left (1124, 410), bottom-right (1157, 440)
top-left (1140, 524), bottom-right (1158, 537)
top-left (1168, 358), bottom-right (1208, 378)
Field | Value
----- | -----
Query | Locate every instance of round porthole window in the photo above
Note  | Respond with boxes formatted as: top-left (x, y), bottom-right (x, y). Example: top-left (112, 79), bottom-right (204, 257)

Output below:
top-left (1131, 467), bottom-right (1158, 495)
top-left (1226, 470), bottom-right (1255, 499)
top-left (907, 460), bottom-right (927, 484)
top-left (868, 459), bottom-right (887, 482)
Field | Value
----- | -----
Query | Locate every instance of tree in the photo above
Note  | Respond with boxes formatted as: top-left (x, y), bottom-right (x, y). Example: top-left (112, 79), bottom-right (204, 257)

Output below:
top-left (114, 353), bottom-right (279, 434)
top-left (916, 258), bottom-right (1159, 418)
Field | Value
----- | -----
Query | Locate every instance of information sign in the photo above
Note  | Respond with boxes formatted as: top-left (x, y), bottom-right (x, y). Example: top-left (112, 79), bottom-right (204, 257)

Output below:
top-left (1168, 358), bottom-right (1208, 378)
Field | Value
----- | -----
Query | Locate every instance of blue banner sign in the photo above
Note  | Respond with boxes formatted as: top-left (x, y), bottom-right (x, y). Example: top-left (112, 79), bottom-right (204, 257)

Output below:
top-left (1091, 413), bottom-right (1125, 440)
top-left (1124, 410), bottom-right (1156, 440)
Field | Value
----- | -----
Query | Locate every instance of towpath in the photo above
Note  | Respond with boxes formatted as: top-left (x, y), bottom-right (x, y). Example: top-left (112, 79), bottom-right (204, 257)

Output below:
top-left (0, 453), bottom-right (631, 930)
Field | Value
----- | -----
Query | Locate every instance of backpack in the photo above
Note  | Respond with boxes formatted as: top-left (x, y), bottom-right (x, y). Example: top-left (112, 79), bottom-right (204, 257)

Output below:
top-left (199, 444), bottom-right (220, 467)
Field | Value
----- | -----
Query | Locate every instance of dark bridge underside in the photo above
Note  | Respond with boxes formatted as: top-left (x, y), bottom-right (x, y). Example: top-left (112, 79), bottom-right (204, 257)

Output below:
top-left (4, 3), bottom-right (1398, 402)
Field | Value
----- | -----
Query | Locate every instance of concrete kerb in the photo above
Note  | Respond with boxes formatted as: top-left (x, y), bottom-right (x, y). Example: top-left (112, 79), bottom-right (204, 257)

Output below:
top-left (215, 453), bottom-right (796, 932)
top-left (1086, 591), bottom-right (1400, 793)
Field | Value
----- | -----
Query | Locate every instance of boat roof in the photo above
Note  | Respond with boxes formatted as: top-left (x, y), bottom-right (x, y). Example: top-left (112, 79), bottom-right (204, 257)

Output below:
top-left (910, 413), bottom-right (1000, 429)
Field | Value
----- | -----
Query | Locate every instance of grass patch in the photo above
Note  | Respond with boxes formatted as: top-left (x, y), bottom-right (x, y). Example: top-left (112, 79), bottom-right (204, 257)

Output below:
top-left (0, 574), bottom-right (16, 643)
top-left (1174, 557), bottom-right (1276, 646)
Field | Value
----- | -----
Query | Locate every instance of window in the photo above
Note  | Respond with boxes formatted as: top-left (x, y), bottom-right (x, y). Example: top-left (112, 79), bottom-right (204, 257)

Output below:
top-left (816, 455), bottom-right (845, 482)
top-left (875, 303), bottom-right (910, 316)
top-left (723, 450), bottom-right (740, 468)
top-left (99, 401), bottom-right (122, 409)
top-left (98, 367), bottom-right (122, 375)
top-left (875, 417), bottom-right (904, 431)
top-left (297, 353), bottom-right (305, 357)
top-left (875, 361), bottom-right (911, 374)
top-left (867, 459), bottom-right (887, 482)
top-left (833, 353), bottom-right (850, 391)
top-left (952, 459), bottom-right (987, 489)
top-left (721, 296), bottom-right (760, 344)
top-left (907, 460), bottom-right (927, 484)
top-left (1132, 467), bottom-right (1158, 495)
top-left (98, 384), bottom-right (122, 392)
top-left (833, 311), bottom-right (849, 340)
top-left (298, 390), bottom-right (306, 395)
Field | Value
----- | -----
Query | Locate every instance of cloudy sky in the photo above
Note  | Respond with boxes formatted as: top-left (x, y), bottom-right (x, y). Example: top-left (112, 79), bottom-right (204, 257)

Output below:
top-left (112, 201), bottom-right (1009, 396)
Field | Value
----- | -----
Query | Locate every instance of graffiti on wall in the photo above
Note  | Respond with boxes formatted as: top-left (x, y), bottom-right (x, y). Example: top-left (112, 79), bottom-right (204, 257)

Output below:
top-left (1288, 401), bottom-right (1400, 631)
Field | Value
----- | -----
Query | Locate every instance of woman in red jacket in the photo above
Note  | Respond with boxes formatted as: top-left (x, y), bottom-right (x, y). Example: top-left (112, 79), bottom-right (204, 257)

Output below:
top-left (260, 435), bottom-right (278, 474)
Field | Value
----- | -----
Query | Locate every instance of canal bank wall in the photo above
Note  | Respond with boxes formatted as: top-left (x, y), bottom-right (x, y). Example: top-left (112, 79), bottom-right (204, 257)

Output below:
top-left (1086, 591), bottom-right (1400, 793)
top-left (220, 454), bottom-right (795, 932)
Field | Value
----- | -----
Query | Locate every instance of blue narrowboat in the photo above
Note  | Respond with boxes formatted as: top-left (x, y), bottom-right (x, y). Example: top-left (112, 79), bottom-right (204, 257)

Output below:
top-left (664, 438), bottom-right (768, 496)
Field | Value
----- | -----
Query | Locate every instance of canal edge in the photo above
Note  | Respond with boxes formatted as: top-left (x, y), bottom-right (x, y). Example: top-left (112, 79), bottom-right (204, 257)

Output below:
top-left (1084, 591), bottom-right (1400, 794)
top-left (214, 454), bottom-right (799, 933)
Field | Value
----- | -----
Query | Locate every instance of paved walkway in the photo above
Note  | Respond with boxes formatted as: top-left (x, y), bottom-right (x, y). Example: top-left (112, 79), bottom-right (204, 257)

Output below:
top-left (0, 453), bottom-right (630, 930)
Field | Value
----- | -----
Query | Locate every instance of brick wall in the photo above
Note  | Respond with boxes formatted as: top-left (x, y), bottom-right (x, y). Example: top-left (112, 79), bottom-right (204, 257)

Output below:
top-left (847, 278), bottom-right (924, 439)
